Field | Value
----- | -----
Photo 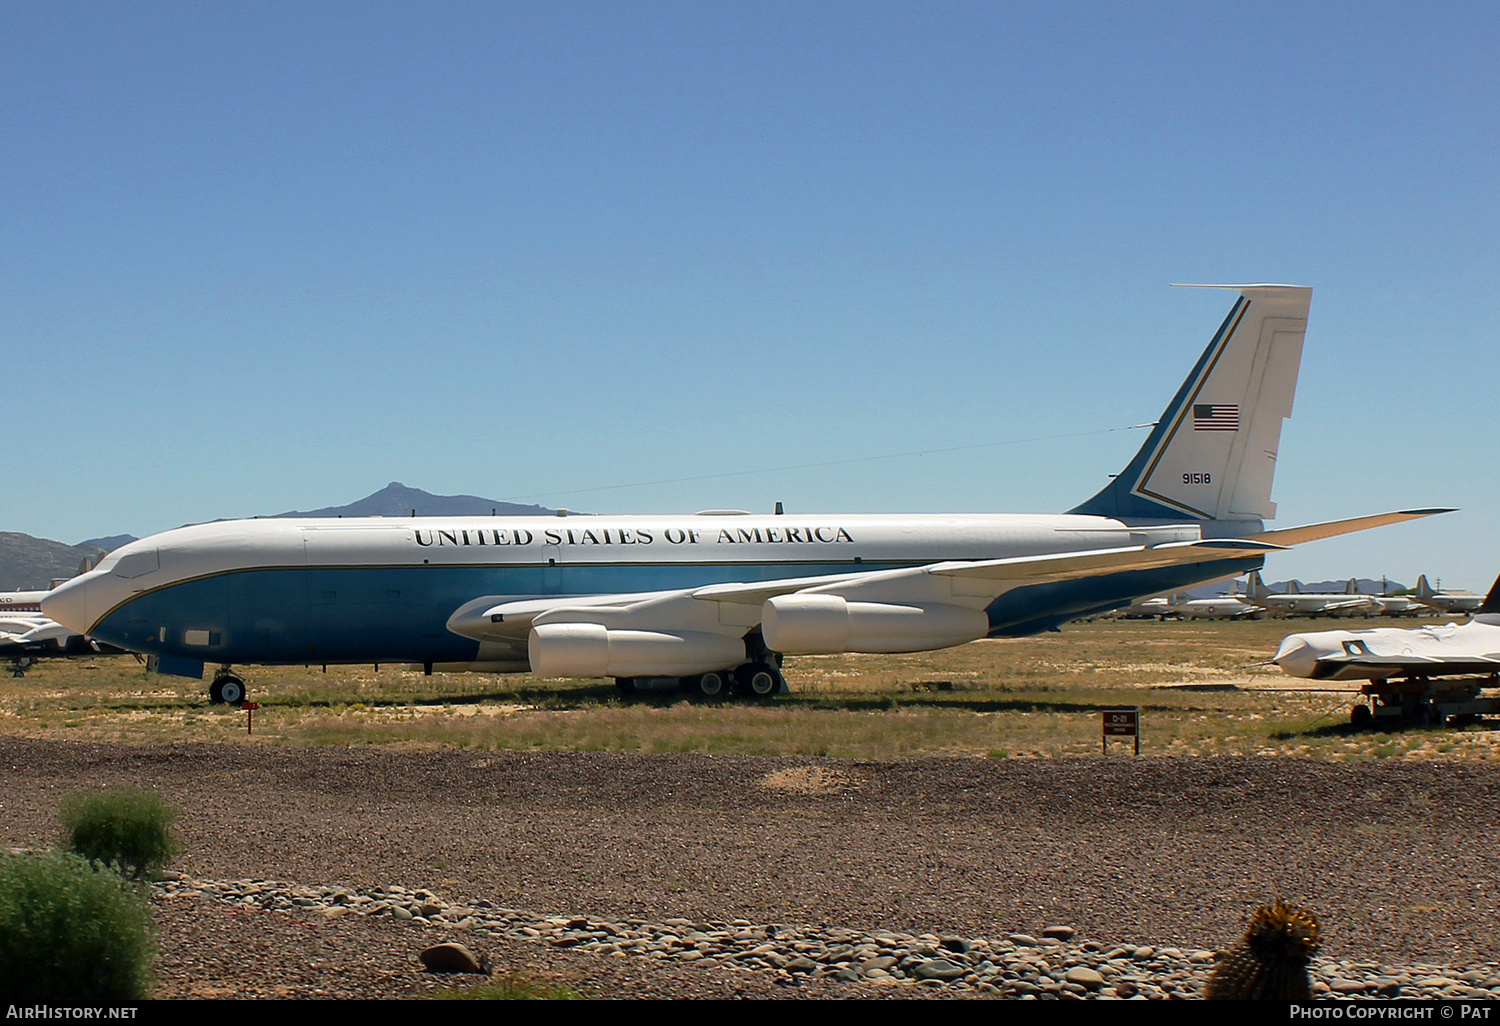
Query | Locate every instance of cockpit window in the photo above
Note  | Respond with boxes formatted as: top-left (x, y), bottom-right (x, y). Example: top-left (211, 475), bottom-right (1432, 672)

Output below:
top-left (111, 550), bottom-right (160, 579)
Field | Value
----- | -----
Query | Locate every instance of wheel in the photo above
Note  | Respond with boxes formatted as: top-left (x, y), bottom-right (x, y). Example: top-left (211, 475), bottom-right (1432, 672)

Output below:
top-left (689, 672), bottom-right (727, 698)
top-left (210, 673), bottom-right (246, 707)
top-left (736, 662), bottom-right (781, 699)
top-left (1350, 704), bottom-right (1373, 728)
top-left (615, 678), bottom-right (637, 695)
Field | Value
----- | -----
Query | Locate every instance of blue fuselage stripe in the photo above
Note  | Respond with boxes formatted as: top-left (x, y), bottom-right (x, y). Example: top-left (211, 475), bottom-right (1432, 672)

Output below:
top-left (89, 555), bottom-right (1263, 667)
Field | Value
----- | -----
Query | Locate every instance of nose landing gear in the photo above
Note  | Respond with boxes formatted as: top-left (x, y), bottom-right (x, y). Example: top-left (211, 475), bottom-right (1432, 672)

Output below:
top-left (209, 667), bottom-right (246, 707)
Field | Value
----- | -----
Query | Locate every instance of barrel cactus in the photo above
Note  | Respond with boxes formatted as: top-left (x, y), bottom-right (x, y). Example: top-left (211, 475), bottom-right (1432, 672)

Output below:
top-left (1205, 901), bottom-right (1320, 1000)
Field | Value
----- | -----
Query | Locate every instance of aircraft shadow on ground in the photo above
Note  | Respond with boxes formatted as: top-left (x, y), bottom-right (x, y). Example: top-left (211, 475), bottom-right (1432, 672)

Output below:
top-left (106, 691), bottom-right (1201, 716)
top-left (1270, 718), bottom-right (1500, 739)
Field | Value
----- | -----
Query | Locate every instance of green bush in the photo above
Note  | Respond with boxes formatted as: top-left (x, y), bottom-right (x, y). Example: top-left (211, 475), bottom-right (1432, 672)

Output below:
top-left (60, 788), bottom-right (179, 880)
top-left (0, 851), bottom-right (156, 1001)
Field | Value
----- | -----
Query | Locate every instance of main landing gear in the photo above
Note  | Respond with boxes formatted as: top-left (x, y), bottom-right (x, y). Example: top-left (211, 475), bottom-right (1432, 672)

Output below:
top-left (209, 667), bottom-right (247, 707)
top-left (613, 660), bottom-right (788, 701)
top-left (682, 661), bottom-right (785, 699)
top-left (734, 661), bottom-right (782, 699)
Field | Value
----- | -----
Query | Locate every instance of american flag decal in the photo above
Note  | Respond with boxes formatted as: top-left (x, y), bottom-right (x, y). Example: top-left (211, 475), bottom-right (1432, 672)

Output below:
top-left (1193, 404), bottom-right (1239, 431)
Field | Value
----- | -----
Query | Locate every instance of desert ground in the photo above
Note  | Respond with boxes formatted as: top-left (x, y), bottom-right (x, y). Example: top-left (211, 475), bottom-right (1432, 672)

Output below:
top-left (4, 617), bottom-right (1498, 999)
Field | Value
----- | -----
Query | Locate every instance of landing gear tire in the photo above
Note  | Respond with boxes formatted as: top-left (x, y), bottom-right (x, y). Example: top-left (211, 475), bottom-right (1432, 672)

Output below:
top-left (688, 672), bottom-right (727, 699)
top-left (615, 678), bottom-right (637, 696)
top-left (736, 662), bottom-right (782, 699)
top-left (1350, 704), bottom-right (1373, 729)
top-left (210, 672), bottom-right (246, 707)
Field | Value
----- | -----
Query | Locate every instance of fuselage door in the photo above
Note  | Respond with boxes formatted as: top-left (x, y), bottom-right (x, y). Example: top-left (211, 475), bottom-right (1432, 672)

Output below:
top-left (543, 543), bottom-right (562, 592)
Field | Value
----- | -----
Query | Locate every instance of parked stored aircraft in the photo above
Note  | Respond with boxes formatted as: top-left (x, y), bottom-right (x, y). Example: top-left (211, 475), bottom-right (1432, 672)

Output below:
top-left (1164, 592), bottom-right (1261, 619)
top-left (43, 285), bottom-right (1449, 705)
top-left (1413, 575), bottom-right (1484, 616)
top-left (0, 590), bottom-right (46, 615)
top-left (1243, 572), bottom-right (1381, 617)
top-left (1111, 596), bottom-right (1173, 619)
top-left (0, 590), bottom-right (97, 675)
top-left (1368, 593), bottom-right (1425, 617)
top-left (1338, 579), bottom-right (1427, 618)
top-left (1134, 588), bottom-right (1254, 621)
top-left (1272, 574), bottom-right (1500, 682)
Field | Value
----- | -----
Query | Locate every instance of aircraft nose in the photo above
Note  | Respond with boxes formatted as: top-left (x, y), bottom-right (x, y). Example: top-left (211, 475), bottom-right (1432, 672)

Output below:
top-left (41, 576), bottom-right (91, 634)
top-left (1271, 635), bottom-right (1318, 678)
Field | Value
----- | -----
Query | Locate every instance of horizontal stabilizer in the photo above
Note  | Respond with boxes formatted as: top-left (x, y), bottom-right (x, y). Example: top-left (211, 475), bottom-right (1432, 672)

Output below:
top-left (1245, 508), bottom-right (1454, 547)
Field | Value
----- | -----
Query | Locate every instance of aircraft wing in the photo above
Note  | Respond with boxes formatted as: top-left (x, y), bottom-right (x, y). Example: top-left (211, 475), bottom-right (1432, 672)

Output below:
top-left (1332, 654), bottom-right (1500, 670)
top-left (447, 538), bottom-right (1287, 656)
top-left (1296, 652), bottom-right (1500, 681)
top-left (449, 517), bottom-right (1446, 675)
top-left (1315, 598), bottom-right (1378, 613)
top-left (685, 539), bottom-right (1284, 606)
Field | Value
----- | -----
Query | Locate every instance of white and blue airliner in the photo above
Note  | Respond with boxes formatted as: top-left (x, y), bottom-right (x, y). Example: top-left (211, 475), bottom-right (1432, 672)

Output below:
top-left (43, 285), bottom-right (1447, 705)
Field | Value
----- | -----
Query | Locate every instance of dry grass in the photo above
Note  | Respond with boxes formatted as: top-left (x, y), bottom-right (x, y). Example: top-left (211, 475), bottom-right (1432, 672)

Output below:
top-left (4, 618), bottom-right (1497, 761)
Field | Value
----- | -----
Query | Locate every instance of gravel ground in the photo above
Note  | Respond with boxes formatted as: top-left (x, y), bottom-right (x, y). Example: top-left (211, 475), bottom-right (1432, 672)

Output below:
top-left (3, 737), bottom-right (1499, 999)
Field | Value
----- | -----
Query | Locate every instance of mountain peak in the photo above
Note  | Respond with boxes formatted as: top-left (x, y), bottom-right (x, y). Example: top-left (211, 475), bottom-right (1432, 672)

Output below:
top-left (274, 484), bottom-right (556, 519)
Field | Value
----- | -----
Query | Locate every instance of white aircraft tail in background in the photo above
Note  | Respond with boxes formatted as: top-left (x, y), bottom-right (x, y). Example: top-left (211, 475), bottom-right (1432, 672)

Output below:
top-left (1414, 575), bottom-right (1484, 615)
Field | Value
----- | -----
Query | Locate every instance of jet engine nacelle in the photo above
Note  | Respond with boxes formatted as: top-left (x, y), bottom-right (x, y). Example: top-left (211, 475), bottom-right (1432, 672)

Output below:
top-left (528, 623), bottom-right (745, 679)
top-left (761, 595), bottom-right (989, 655)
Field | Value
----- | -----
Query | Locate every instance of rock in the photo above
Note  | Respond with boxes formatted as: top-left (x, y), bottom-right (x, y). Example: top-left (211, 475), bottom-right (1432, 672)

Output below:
top-left (149, 874), bottom-right (1500, 1001)
top-left (419, 943), bottom-right (486, 974)
top-left (1042, 925), bottom-right (1076, 941)
top-left (1065, 966), bottom-right (1104, 989)
top-left (914, 958), bottom-right (968, 981)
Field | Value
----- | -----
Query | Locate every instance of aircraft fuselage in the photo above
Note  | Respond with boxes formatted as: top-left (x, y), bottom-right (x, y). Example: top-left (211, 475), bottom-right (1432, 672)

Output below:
top-left (45, 512), bottom-right (1257, 671)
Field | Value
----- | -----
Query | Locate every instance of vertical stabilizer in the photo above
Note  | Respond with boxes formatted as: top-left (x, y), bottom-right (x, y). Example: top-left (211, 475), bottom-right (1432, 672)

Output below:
top-left (1071, 284), bottom-right (1311, 523)
top-left (1479, 575), bottom-right (1500, 617)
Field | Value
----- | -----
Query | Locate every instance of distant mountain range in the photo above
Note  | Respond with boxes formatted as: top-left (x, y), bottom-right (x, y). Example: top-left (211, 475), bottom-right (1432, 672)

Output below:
top-left (0, 483), bottom-right (556, 590)
top-left (272, 481), bottom-right (553, 520)
top-left (0, 533), bottom-right (109, 593)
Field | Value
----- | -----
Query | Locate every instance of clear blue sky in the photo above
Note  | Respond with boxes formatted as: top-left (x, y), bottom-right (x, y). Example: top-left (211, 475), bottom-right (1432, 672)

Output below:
top-left (5, 1), bottom-right (1496, 589)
